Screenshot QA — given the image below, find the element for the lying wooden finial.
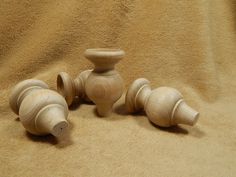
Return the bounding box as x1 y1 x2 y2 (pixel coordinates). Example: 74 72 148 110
84 48 125 117
125 78 199 127
9 79 69 136
57 70 92 106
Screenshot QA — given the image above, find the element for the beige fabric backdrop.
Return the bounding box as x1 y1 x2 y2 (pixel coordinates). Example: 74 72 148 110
0 0 236 176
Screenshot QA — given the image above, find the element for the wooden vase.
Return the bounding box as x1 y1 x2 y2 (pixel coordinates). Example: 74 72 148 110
125 78 199 127
84 48 125 117
9 79 69 136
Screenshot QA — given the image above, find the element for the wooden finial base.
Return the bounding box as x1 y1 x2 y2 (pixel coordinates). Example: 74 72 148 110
84 48 125 117
9 79 69 136
125 78 199 127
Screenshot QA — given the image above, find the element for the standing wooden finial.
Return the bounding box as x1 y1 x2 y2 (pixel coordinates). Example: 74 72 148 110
125 78 199 127
84 48 125 117
9 79 69 137
57 70 92 106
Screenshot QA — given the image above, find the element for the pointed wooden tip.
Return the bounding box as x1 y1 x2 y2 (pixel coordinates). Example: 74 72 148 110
96 104 112 117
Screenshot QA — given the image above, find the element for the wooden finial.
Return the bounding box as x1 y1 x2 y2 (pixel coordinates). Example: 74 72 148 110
9 79 69 136
84 48 125 117
125 78 199 127
57 70 92 106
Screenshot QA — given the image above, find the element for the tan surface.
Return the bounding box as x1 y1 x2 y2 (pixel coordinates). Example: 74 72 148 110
0 0 236 176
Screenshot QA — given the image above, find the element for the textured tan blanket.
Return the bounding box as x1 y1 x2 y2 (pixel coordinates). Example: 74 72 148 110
0 0 235 176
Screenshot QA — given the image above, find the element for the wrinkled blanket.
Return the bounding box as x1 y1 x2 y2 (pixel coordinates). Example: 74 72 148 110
0 0 235 177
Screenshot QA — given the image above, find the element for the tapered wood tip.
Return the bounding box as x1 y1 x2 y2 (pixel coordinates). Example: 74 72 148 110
51 121 69 137
174 101 199 126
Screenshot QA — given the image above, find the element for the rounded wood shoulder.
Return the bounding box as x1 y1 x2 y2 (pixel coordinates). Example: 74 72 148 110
145 87 183 127
9 79 48 115
86 71 124 103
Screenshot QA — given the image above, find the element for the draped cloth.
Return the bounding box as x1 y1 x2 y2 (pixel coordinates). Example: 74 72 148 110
0 0 235 176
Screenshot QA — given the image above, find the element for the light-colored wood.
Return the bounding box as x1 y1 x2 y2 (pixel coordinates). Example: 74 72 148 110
125 78 199 127
57 70 92 106
84 48 125 117
9 79 69 136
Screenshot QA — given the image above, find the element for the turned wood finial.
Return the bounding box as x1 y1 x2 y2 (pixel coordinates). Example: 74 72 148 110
57 70 92 106
125 78 199 127
84 48 125 117
9 79 69 136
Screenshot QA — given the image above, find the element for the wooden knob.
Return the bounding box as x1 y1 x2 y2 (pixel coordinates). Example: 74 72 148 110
57 70 92 106
9 79 69 136
125 78 199 127
84 48 125 117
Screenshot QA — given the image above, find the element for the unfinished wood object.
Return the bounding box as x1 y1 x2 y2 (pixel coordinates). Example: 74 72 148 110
57 70 92 106
125 78 199 127
9 79 69 136
84 48 125 117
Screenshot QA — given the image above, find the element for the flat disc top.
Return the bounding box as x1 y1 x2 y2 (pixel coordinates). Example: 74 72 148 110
84 48 125 60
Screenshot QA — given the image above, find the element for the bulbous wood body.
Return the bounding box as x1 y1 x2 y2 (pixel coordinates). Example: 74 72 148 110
125 78 199 127
57 70 92 106
84 48 125 117
9 79 69 136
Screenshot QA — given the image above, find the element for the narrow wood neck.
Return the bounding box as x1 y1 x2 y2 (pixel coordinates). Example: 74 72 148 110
93 65 115 73
74 77 83 97
136 85 152 110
